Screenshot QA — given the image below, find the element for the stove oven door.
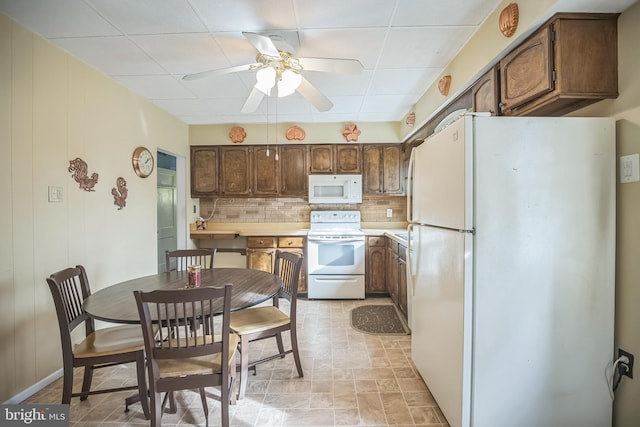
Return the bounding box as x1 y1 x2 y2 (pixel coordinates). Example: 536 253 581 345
307 235 365 275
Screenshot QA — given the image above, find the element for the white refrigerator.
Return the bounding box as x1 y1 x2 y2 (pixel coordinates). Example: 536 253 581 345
407 114 615 427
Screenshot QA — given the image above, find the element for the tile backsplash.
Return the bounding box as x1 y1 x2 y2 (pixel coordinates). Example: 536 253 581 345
198 196 406 223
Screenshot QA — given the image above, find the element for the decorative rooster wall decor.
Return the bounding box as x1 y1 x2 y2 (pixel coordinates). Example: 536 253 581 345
68 158 99 192
111 177 128 210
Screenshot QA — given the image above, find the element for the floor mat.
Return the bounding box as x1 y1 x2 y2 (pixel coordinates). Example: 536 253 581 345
350 305 409 335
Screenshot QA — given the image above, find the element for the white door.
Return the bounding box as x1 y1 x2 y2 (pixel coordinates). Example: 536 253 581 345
411 224 469 427
157 167 177 272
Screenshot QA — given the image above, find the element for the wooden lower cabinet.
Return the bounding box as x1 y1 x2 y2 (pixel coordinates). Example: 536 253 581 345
246 236 307 293
366 236 387 294
397 244 407 319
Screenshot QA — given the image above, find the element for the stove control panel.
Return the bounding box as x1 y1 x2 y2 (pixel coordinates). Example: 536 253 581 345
310 210 361 224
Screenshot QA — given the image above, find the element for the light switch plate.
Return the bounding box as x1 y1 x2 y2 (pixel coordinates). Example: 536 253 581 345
48 186 63 202
620 154 640 183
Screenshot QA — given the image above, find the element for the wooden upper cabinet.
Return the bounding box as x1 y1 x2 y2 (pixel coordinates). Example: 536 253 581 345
279 145 308 196
500 13 618 116
363 145 383 194
382 145 404 194
363 144 405 195
471 65 500 115
190 146 219 197
335 145 362 174
252 146 279 196
309 145 333 173
309 144 362 174
220 146 251 196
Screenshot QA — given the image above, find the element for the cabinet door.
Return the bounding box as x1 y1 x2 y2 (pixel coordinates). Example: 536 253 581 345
220 146 251 196
398 257 407 319
335 145 362 174
280 145 308 196
471 65 500 115
190 146 219 197
309 145 334 174
247 249 275 272
499 25 553 114
253 146 279 196
366 245 387 293
363 145 383 194
386 247 399 305
382 145 404 195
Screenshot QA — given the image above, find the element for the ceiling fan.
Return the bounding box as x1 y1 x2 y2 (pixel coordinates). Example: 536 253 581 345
182 32 364 113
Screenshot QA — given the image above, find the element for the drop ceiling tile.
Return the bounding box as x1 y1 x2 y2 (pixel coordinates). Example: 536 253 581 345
189 0 297 32
361 94 414 115
88 0 207 34
392 0 502 26
301 71 373 97
213 31 268 67
53 36 167 75
369 68 441 95
0 0 121 38
378 26 477 69
295 0 396 28
53 37 166 75
298 28 387 69
132 33 230 75
183 74 252 98
113 75 195 100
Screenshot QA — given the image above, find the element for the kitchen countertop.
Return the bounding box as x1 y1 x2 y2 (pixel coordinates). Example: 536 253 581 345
190 222 408 242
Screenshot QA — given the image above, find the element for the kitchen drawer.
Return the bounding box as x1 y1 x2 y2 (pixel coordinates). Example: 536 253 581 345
278 237 305 248
398 244 407 261
367 236 386 247
247 237 277 248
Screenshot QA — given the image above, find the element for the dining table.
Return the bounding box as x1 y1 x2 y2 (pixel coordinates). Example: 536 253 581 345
83 267 282 324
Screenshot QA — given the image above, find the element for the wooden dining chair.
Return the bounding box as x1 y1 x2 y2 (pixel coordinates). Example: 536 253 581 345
165 248 216 272
45 265 149 419
229 250 304 399
134 284 237 427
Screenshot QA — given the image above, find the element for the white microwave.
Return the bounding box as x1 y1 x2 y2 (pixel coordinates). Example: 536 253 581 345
308 174 362 204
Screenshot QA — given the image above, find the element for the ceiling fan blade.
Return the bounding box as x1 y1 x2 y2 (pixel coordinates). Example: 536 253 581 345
241 86 266 113
296 76 333 112
298 57 363 74
182 63 260 81
242 32 280 57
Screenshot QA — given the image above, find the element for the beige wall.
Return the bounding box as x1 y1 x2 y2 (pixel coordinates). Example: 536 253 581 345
569 3 640 425
0 15 189 402
190 121 401 146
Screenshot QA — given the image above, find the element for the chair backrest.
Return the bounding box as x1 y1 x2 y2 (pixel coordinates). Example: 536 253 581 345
165 248 217 272
134 284 233 367
46 265 94 356
273 250 304 311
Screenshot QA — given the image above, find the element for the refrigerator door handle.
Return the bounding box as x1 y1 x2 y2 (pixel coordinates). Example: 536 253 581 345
407 147 416 223
407 223 416 296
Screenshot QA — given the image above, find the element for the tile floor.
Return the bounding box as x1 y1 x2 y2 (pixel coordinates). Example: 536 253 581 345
23 298 450 426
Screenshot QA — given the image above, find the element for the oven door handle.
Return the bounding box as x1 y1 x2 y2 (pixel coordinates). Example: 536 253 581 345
308 237 363 243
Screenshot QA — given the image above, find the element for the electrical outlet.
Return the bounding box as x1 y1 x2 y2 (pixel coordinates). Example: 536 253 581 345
619 349 634 379
386 209 393 218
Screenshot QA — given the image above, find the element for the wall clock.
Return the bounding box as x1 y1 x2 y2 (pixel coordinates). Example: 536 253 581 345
132 146 154 178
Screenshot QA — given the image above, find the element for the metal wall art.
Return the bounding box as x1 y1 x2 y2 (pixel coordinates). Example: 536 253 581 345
111 177 128 210
342 124 361 142
438 75 452 96
405 112 416 127
499 3 519 38
285 126 306 141
68 158 99 192
229 126 247 143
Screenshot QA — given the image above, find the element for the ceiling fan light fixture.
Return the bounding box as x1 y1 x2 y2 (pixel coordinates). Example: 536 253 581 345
255 67 276 95
277 69 302 97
